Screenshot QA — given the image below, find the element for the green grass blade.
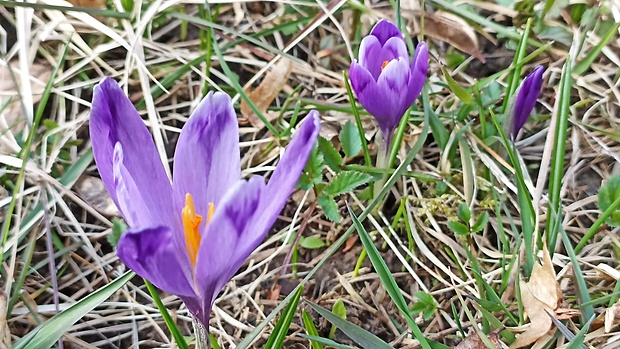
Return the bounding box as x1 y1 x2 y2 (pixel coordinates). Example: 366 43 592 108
347 205 432 349
144 280 189 349
305 300 392 349
343 71 372 167
573 22 620 75
545 56 572 253
12 271 134 349
264 286 304 349
501 18 532 114
301 309 324 349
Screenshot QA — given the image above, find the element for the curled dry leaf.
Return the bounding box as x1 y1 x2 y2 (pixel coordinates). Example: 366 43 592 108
405 10 485 62
240 58 292 129
455 329 504 349
75 176 120 217
510 245 561 348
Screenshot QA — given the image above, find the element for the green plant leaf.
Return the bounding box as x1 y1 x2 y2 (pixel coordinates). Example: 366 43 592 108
298 146 324 190
348 205 432 349
318 136 342 172
471 212 489 233
441 67 472 104
264 286 304 349
340 121 362 158
12 272 134 349
318 194 341 222
305 300 393 349
323 171 372 196
329 299 347 339
108 218 127 248
457 203 471 223
448 220 470 236
301 310 324 349
300 236 326 250
598 174 620 227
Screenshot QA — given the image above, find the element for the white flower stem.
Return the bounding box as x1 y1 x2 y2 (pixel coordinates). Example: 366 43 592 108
192 316 210 349
373 130 391 201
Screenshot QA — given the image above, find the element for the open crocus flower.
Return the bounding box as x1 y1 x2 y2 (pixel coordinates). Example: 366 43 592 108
509 65 544 139
349 19 428 144
90 78 320 326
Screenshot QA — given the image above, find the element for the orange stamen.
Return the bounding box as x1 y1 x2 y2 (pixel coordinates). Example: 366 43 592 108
182 194 203 267
381 61 390 71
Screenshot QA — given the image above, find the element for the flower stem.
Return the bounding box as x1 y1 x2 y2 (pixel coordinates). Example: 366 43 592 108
372 131 391 201
193 316 210 349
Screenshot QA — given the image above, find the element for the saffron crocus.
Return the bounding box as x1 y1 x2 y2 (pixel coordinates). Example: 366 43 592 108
509 65 544 139
349 19 428 145
90 78 320 326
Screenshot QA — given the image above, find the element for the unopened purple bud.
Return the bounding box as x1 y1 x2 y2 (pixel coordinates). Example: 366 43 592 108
511 66 544 138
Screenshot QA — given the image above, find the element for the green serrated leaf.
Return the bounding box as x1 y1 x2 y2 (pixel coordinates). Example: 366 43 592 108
448 220 470 236
471 212 489 233
318 136 342 172
457 203 471 223
264 286 304 349
300 236 326 250
298 146 324 190
318 194 341 222
324 171 372 196
340 121 362 158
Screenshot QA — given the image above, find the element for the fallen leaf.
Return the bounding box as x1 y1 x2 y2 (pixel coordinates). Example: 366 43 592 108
343 235 358 253
268 284 282 301
455 329 504 349
75 176 120 217
240 58 292 129
405 10 485 62
510 245 561 348
605 300 620 333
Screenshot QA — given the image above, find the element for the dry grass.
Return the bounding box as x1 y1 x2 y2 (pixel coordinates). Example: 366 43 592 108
1 0 620 348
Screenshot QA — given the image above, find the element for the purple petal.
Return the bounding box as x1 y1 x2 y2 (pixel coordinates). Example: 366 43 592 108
261 111 321 228
512 66 545 138
370 20 403 45
90 78 173 227
173 91 241 219
403 42 428 110
376 57 412 133
358 36 384 80
350 62 393 124
117 226 196 297
382 36 408 62
112 143 151 227
194 176 266 309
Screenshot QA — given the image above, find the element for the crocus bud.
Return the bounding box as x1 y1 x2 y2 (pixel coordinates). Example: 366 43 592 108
349 20 428 139
509 65 544 139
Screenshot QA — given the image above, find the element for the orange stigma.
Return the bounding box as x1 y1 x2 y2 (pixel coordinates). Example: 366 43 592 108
182 194 203 267
381 61 390 71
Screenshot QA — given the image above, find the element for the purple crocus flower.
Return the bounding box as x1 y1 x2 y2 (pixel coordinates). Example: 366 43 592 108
90 78 320 326
349 20 428 140
510 65 544 138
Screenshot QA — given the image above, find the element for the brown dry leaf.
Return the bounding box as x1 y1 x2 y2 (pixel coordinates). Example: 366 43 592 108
75 176 119 217
66 0 106 8
604 300 620 333
455 329 504 349
510 245 561 348
406 10 485 62
268 284 282 301
240 58 292 129
343 235 358 253
0 290 9 349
